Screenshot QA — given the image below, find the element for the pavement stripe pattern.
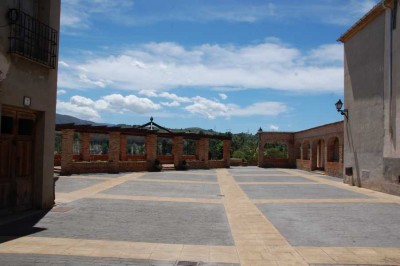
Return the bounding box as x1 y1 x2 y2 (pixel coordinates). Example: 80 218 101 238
0 168 400 265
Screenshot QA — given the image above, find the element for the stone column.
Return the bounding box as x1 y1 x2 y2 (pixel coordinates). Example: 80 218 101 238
223 140 231 167
81 132 90 161
173 136 184 168
146 134 157 161
60 129 74 175
120 134 127 161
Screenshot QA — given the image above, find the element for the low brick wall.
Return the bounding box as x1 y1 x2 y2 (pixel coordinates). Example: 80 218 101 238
158 155 174 164
209 160 227 168
126 154 146 161
186 160 208 169
325 162 343 178
261 158 292 168
119 161 148 172
296 159 311 171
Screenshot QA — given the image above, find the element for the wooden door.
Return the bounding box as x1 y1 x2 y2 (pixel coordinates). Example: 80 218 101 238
0 107 36 213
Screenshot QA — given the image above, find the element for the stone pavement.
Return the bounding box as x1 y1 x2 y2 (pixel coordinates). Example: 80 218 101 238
1 167 400 266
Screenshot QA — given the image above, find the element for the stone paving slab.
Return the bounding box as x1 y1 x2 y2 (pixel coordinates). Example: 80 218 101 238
228 170 287 175
0 199 234 246
140 173 217 182
257 203 400 247
233 175 315 183
103 181 222 199
241 184 371 199
55 178 106 193
0 254 240 266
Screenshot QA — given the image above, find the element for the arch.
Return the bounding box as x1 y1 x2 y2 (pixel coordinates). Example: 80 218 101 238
264 142 288 159
315 138 326 170
294 142 301 159
302 140 310 160
327 136 340 162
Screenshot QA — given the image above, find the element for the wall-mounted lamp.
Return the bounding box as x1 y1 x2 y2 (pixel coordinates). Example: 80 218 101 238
335 99 348 119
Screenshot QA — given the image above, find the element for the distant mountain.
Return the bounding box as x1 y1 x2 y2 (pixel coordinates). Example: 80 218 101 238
56 113 101 125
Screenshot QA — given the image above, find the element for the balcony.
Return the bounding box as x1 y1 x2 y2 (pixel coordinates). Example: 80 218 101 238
8 8 58 69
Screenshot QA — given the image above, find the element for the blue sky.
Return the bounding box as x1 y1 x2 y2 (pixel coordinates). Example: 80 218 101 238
56 0 379 133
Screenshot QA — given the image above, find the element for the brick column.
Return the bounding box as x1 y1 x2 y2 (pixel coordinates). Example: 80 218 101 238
120 135 127 161
109 132 120 162
109 132 120 173
197 138 209 168
173 136 184 168
81 132 90 161
61 129 74 175
146 134 157 161
223 140 231 167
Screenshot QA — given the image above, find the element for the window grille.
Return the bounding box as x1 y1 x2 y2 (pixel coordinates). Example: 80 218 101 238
8 8 58 69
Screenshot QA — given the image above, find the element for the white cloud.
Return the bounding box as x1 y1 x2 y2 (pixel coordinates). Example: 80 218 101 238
138 90 158 97
219 93 228 100
101 94 161 114
185 97 232 119
161 101 180 107
230 102 288 117
159 92 192 103
59 39 343 93
57 89 67 95
57 93 161 121
185 97 287 120
56 100 100 121
269 125 279 131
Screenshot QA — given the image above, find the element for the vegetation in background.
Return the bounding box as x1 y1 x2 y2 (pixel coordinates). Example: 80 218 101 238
264 142 288 159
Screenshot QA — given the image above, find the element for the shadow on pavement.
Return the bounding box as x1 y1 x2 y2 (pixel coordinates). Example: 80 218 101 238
0 209 50 243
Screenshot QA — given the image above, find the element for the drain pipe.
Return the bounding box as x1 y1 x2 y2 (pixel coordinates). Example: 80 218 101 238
382 0 394 137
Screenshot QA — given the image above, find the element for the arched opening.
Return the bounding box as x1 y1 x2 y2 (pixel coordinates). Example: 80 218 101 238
327 136 340 162
294 142 301 159
316 139 325 170
264 142 288 159
302 141 310 160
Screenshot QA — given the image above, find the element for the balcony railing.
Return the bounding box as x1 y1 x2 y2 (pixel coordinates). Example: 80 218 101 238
8 8 58 69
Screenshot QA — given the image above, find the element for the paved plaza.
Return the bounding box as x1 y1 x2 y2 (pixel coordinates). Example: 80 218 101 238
1 167 400 265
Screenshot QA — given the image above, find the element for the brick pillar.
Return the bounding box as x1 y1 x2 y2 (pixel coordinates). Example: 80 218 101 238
109 132 120 162
61 129 74 175
81 132 90 161
223 140 231 168
173 136 184 168
109 132 120 173
146 134 157 161
120 135 127 161
196 138 209 168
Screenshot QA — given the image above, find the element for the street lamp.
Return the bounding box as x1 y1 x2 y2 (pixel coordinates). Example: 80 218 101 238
335 99 348 119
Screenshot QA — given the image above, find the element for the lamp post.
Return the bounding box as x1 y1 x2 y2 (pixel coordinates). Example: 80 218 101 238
335 99 348 119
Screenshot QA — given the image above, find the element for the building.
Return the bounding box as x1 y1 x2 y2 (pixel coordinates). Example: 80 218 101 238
258 121 344 178
338 0 400 195
0 1 61 213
